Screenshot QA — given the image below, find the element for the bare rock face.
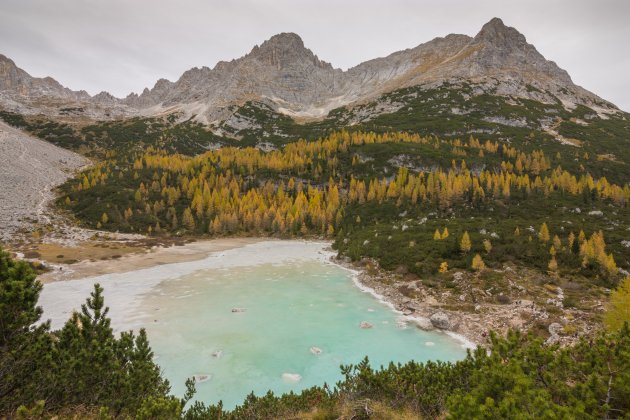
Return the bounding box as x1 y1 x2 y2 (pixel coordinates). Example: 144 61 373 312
0 54 87 100
0 54 135 119
0 18 618 123
124 32 344 121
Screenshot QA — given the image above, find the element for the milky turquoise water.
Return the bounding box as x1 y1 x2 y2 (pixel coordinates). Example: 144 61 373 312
134 259 467 409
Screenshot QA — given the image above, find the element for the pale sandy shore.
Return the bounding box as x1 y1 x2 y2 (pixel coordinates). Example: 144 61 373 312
39 237 264 283
38 239 336 331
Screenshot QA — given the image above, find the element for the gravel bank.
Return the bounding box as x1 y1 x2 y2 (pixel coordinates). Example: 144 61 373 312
0 121 89 243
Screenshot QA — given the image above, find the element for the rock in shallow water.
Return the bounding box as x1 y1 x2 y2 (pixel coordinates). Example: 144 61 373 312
360 321 374 329
194 374 211 383
282 373 302 383
410 317 434 331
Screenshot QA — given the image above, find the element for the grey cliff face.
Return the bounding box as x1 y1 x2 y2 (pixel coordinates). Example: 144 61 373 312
0 54 135 119
0 54 88 100
0 18 618 123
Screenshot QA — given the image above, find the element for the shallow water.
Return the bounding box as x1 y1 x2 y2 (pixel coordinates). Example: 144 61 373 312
135 259 467 408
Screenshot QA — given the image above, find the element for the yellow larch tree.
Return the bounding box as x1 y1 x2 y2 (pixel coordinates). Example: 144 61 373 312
538 222 550 242
471 254 485 271
604 277 630 331
460 231 472 253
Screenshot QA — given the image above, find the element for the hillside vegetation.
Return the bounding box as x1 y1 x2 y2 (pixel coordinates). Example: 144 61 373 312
3 84 630 183
56 130 629 279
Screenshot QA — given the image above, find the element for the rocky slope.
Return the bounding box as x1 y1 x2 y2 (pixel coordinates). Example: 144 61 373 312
0 18 618 125
0 120 90 242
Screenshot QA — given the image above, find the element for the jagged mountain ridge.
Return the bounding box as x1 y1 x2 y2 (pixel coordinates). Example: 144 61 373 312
0 18 618 123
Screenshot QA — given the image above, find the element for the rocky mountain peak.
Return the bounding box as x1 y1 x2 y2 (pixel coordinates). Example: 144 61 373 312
0 54 14 65
260 32 305 50
248 32 332 70
474 17 528 48
0 19 617 122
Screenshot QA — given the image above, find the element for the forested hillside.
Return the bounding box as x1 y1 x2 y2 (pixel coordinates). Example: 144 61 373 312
56 130 629 277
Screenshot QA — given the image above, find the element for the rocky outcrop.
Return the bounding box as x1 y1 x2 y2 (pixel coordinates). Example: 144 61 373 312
0 54 88 100
545 322 564 344
0 54 136 119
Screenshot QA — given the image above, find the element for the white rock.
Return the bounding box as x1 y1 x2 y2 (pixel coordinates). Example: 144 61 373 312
193 374 211 383
282 373 302 383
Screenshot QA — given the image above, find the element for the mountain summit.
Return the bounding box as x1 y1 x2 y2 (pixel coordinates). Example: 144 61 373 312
0 18 617 121
249 32 332 70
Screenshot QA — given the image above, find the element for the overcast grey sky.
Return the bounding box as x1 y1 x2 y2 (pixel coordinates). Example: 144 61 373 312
1 0 628 110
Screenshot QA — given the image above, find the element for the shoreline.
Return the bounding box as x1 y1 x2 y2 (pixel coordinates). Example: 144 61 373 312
327 256 478 349
38 237 266 283
38 236 481 347
38 239 336 331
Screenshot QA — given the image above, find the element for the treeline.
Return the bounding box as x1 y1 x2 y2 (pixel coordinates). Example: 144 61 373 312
2 248 629 418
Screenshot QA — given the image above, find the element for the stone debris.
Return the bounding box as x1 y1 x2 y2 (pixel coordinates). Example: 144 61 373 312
0 121 89 243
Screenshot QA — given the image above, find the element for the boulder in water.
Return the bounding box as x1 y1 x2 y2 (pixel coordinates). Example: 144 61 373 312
310 346 322 355
360 321 374 329
430 312 451 330
411 317 434 331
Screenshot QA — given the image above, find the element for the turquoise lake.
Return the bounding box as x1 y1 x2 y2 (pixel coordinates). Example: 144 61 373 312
133 258 467 408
